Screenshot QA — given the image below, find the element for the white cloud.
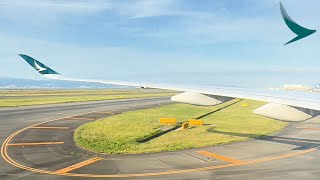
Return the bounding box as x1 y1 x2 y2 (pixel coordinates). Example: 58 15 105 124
0 0 179 20
1 0 320 57
116 0 179 18
0 0 111 28
122 0 320 45
0 0 111 13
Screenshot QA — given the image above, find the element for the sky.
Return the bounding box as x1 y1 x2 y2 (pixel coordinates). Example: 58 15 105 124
0 0 320 88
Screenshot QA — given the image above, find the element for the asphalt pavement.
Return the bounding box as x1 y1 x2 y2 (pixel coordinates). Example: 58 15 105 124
0 97 319 180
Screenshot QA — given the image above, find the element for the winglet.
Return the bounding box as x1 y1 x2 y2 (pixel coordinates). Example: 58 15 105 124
280 2 316 45
18 54 60 75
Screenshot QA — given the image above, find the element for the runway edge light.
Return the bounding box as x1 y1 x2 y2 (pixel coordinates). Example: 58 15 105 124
242 103 249 107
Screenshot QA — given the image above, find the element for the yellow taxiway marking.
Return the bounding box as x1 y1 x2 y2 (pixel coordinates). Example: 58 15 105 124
56 157 104 174
95 111 114 115
68 117 95 120
29 126 69 130
7 142 64 146
197 151 245 164
246 148 317 164
273 137 320 144
296 127 320 130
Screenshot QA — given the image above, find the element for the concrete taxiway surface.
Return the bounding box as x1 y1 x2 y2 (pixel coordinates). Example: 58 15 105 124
0 97 320 180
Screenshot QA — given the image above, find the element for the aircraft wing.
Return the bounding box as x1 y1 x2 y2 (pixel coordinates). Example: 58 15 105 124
19 54 320 111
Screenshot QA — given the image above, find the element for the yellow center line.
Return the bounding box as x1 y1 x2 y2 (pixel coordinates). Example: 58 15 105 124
296 127 320 130
197 151 245 165
246 148 318 164
7 142 64 146
68 117 95 120
94 111 114 115
273 137 320 144
29 126 69 130
55 157 104 174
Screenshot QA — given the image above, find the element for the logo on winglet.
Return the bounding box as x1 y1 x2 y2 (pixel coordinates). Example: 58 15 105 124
34 60 47 72
280 2 316 45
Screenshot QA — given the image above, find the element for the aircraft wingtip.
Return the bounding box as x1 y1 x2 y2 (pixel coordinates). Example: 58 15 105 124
18 54 61 75
18 54 29 59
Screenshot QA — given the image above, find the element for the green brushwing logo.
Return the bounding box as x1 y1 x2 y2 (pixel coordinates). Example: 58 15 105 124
280 2 316 45
19 54 60 75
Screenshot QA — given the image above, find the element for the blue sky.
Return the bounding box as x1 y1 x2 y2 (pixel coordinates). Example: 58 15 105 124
0 0 320 88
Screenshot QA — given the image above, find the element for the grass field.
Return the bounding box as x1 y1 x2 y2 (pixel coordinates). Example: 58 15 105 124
74 99 288 154
0 89 176 107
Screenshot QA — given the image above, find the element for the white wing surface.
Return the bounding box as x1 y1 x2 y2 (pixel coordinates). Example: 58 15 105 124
19 54 320 111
